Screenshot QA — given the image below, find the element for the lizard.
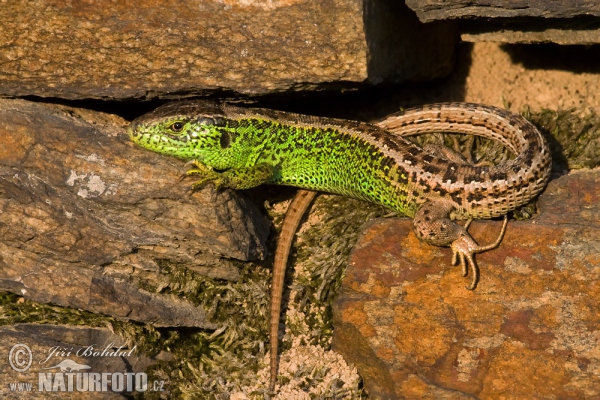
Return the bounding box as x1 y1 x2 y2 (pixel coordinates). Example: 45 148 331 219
128 100 552 391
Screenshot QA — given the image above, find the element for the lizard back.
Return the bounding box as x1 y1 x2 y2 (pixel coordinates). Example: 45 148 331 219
130 101 552 219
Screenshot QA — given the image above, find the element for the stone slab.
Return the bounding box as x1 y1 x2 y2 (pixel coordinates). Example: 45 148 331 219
406 0 600 22
0 0 457 100
332 169 600 399
0 99 270 327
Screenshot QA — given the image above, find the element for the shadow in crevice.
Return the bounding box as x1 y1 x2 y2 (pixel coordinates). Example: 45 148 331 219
545 130 569 176
362 0 459 84
501 43 600 74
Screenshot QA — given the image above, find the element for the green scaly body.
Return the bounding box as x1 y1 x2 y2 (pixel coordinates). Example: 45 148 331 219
128 99 552 261
129 102 423 217
129 101 550 223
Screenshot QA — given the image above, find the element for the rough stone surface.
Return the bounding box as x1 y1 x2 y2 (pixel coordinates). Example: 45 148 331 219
332 169 600 399
406 0 600 22
460 20 600 45
0 99 269 327
0 323 158 398
406 0 600 44
0 0 456 100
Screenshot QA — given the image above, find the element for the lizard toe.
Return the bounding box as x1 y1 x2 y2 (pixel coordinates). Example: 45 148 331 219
451 234 480 289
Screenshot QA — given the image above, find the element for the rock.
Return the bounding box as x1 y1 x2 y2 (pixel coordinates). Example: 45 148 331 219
406 1 600 44
460 20 600 45
406 0 600 22
0 0 457 99
332 169 600 399
0 323 159 398
0 99 269 327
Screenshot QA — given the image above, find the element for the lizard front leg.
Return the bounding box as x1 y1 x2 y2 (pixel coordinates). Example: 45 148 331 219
413 200 508 290
183 160 276 190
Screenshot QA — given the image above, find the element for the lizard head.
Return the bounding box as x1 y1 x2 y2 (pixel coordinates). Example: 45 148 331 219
128 100 230 162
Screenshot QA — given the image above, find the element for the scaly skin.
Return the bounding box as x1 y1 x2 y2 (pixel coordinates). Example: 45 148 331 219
128 101 552 391
270 189 316 391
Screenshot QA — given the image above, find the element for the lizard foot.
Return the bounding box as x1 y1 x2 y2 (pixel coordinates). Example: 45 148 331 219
181 159 213 179
179 159 229 193
181 161 276 192
450 215 508 290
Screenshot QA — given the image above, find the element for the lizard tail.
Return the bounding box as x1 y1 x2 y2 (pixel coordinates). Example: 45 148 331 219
269 189 317 392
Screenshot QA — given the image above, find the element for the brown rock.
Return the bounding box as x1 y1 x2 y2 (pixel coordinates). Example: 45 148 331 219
332 169 600 399
0 99 269 327
0 0 457 99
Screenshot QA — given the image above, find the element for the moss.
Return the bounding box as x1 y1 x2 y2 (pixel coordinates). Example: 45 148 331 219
0 263 272 399
0 291 111 327
138 192 382 398
406 130 513 167
0 291 167 358
524 107 600 171
287 195 388 352
134 260 272 399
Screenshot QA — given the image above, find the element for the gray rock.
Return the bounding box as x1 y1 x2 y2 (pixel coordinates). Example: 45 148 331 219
406 0 600 22
0 99 269 327
406 0 600 44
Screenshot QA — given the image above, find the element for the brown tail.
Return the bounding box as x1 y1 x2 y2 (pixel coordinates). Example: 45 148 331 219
269 189 317 391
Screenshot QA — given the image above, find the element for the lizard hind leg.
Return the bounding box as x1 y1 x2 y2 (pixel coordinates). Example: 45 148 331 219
412 201 508 290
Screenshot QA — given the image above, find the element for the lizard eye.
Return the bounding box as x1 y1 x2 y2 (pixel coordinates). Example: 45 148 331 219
170 122 184 132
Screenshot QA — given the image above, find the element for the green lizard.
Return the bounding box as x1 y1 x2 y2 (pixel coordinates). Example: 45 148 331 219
128 100 552 391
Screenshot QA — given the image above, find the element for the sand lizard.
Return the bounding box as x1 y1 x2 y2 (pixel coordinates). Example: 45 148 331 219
128 101 551 391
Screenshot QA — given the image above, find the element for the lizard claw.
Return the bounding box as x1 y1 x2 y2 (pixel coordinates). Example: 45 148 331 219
181 159 213 179
179 159 222 193
183 159 210 170
450 235 480 290
450 215 508 290
179 170 190 182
